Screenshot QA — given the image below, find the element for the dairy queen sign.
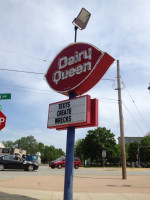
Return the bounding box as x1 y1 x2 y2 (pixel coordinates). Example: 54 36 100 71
45 42 115 96
45 42 114 129
45 42 115 200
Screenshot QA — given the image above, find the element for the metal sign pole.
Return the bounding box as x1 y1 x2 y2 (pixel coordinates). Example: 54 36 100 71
64 93 76 200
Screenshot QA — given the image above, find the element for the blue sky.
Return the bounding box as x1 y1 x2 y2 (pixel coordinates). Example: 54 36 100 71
0 0 149 151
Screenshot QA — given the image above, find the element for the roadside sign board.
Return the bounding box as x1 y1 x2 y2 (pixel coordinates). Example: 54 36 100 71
0 111 6 130
45 42 115 96
47 95 91 129
56 98 98 130
0 93 11 100
102 150 106 158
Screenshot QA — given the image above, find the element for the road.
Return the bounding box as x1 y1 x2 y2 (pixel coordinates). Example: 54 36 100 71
1 165 150 180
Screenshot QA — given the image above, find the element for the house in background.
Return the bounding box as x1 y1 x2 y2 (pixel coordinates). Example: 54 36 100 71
0 142 26 157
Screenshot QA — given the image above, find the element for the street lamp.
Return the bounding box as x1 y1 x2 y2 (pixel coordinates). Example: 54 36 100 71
72 8 91 42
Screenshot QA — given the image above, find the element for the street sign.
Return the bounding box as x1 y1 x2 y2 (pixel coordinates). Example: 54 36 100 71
0 111 6 130
102 150 106 158
0 105 2 111
0 93 11 100
45 42 115 96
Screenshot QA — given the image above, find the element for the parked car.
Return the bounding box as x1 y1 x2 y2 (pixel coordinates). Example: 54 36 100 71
0 155 39 171
49 156 81 169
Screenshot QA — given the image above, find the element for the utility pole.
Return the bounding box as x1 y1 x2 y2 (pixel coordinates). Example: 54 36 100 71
117 60 127 179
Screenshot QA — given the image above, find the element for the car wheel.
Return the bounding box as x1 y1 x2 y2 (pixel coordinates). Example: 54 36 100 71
58 164 62 169
28 165 34 171
75 164 79 169
0 164 4 171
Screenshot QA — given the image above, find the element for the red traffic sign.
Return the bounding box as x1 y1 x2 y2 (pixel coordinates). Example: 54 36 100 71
45 42 115 96
0 111 6 130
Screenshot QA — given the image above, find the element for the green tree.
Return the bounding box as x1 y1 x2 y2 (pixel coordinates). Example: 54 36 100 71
14 135 38 155
37 142 45 162
127 141 139 162
2 136 65 163
140 136 150 162
82 127 118 164
2 140 14 148
41 145 65 163
74 139 84 162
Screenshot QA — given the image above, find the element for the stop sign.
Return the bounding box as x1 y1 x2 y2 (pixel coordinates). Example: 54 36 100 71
0 111 6 130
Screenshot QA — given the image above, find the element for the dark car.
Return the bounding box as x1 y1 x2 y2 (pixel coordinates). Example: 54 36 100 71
0 155 39 171
49 156 81 169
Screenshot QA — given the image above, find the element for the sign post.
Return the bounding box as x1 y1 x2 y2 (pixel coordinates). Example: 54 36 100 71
64 92 76 200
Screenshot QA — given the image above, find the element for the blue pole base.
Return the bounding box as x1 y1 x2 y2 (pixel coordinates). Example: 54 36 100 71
64 127 75 200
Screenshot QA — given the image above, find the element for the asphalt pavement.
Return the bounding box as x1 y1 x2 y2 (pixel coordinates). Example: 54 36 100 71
0 167 150 200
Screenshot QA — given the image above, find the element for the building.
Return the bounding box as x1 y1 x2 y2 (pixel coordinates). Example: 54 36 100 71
118 137 143 145
0 147 26 157
0 142 5 148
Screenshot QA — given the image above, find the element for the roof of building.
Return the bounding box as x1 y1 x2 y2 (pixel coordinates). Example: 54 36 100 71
0 142 5 148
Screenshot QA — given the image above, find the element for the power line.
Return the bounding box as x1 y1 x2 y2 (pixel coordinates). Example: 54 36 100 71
122 101 145 134
0 68 117 82
121 79 149 133
0 48 48 62
0 67 44 75
0 83 120 101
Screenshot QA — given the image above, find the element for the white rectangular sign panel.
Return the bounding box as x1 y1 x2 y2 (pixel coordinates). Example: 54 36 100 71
47 95 90 129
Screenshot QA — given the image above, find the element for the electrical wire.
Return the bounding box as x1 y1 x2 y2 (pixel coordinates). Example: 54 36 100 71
0 67 44 75
121 78 149 133
0 48 48 62
122 101 145 134
0 63 148 134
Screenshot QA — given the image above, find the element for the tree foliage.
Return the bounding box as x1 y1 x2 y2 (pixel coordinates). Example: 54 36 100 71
74 139 84 162
2 135 65 163
14 135 38 155
127 141 138 162
2 140 14 148
140 135 150 162
75 127 120 165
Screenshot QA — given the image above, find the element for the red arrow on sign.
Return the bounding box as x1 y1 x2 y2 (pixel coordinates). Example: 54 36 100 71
0 111 6 131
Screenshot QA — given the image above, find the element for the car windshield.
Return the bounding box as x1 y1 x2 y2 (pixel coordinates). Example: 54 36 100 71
56 156 65 161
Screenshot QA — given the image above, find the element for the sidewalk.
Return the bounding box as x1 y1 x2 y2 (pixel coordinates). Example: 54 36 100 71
0 187 150 200
0 168 150 200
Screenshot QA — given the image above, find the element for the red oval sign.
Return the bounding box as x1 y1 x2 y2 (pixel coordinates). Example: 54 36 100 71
45 42 115 96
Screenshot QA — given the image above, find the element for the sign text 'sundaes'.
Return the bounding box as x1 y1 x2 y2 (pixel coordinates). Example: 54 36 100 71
53 48 92 84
